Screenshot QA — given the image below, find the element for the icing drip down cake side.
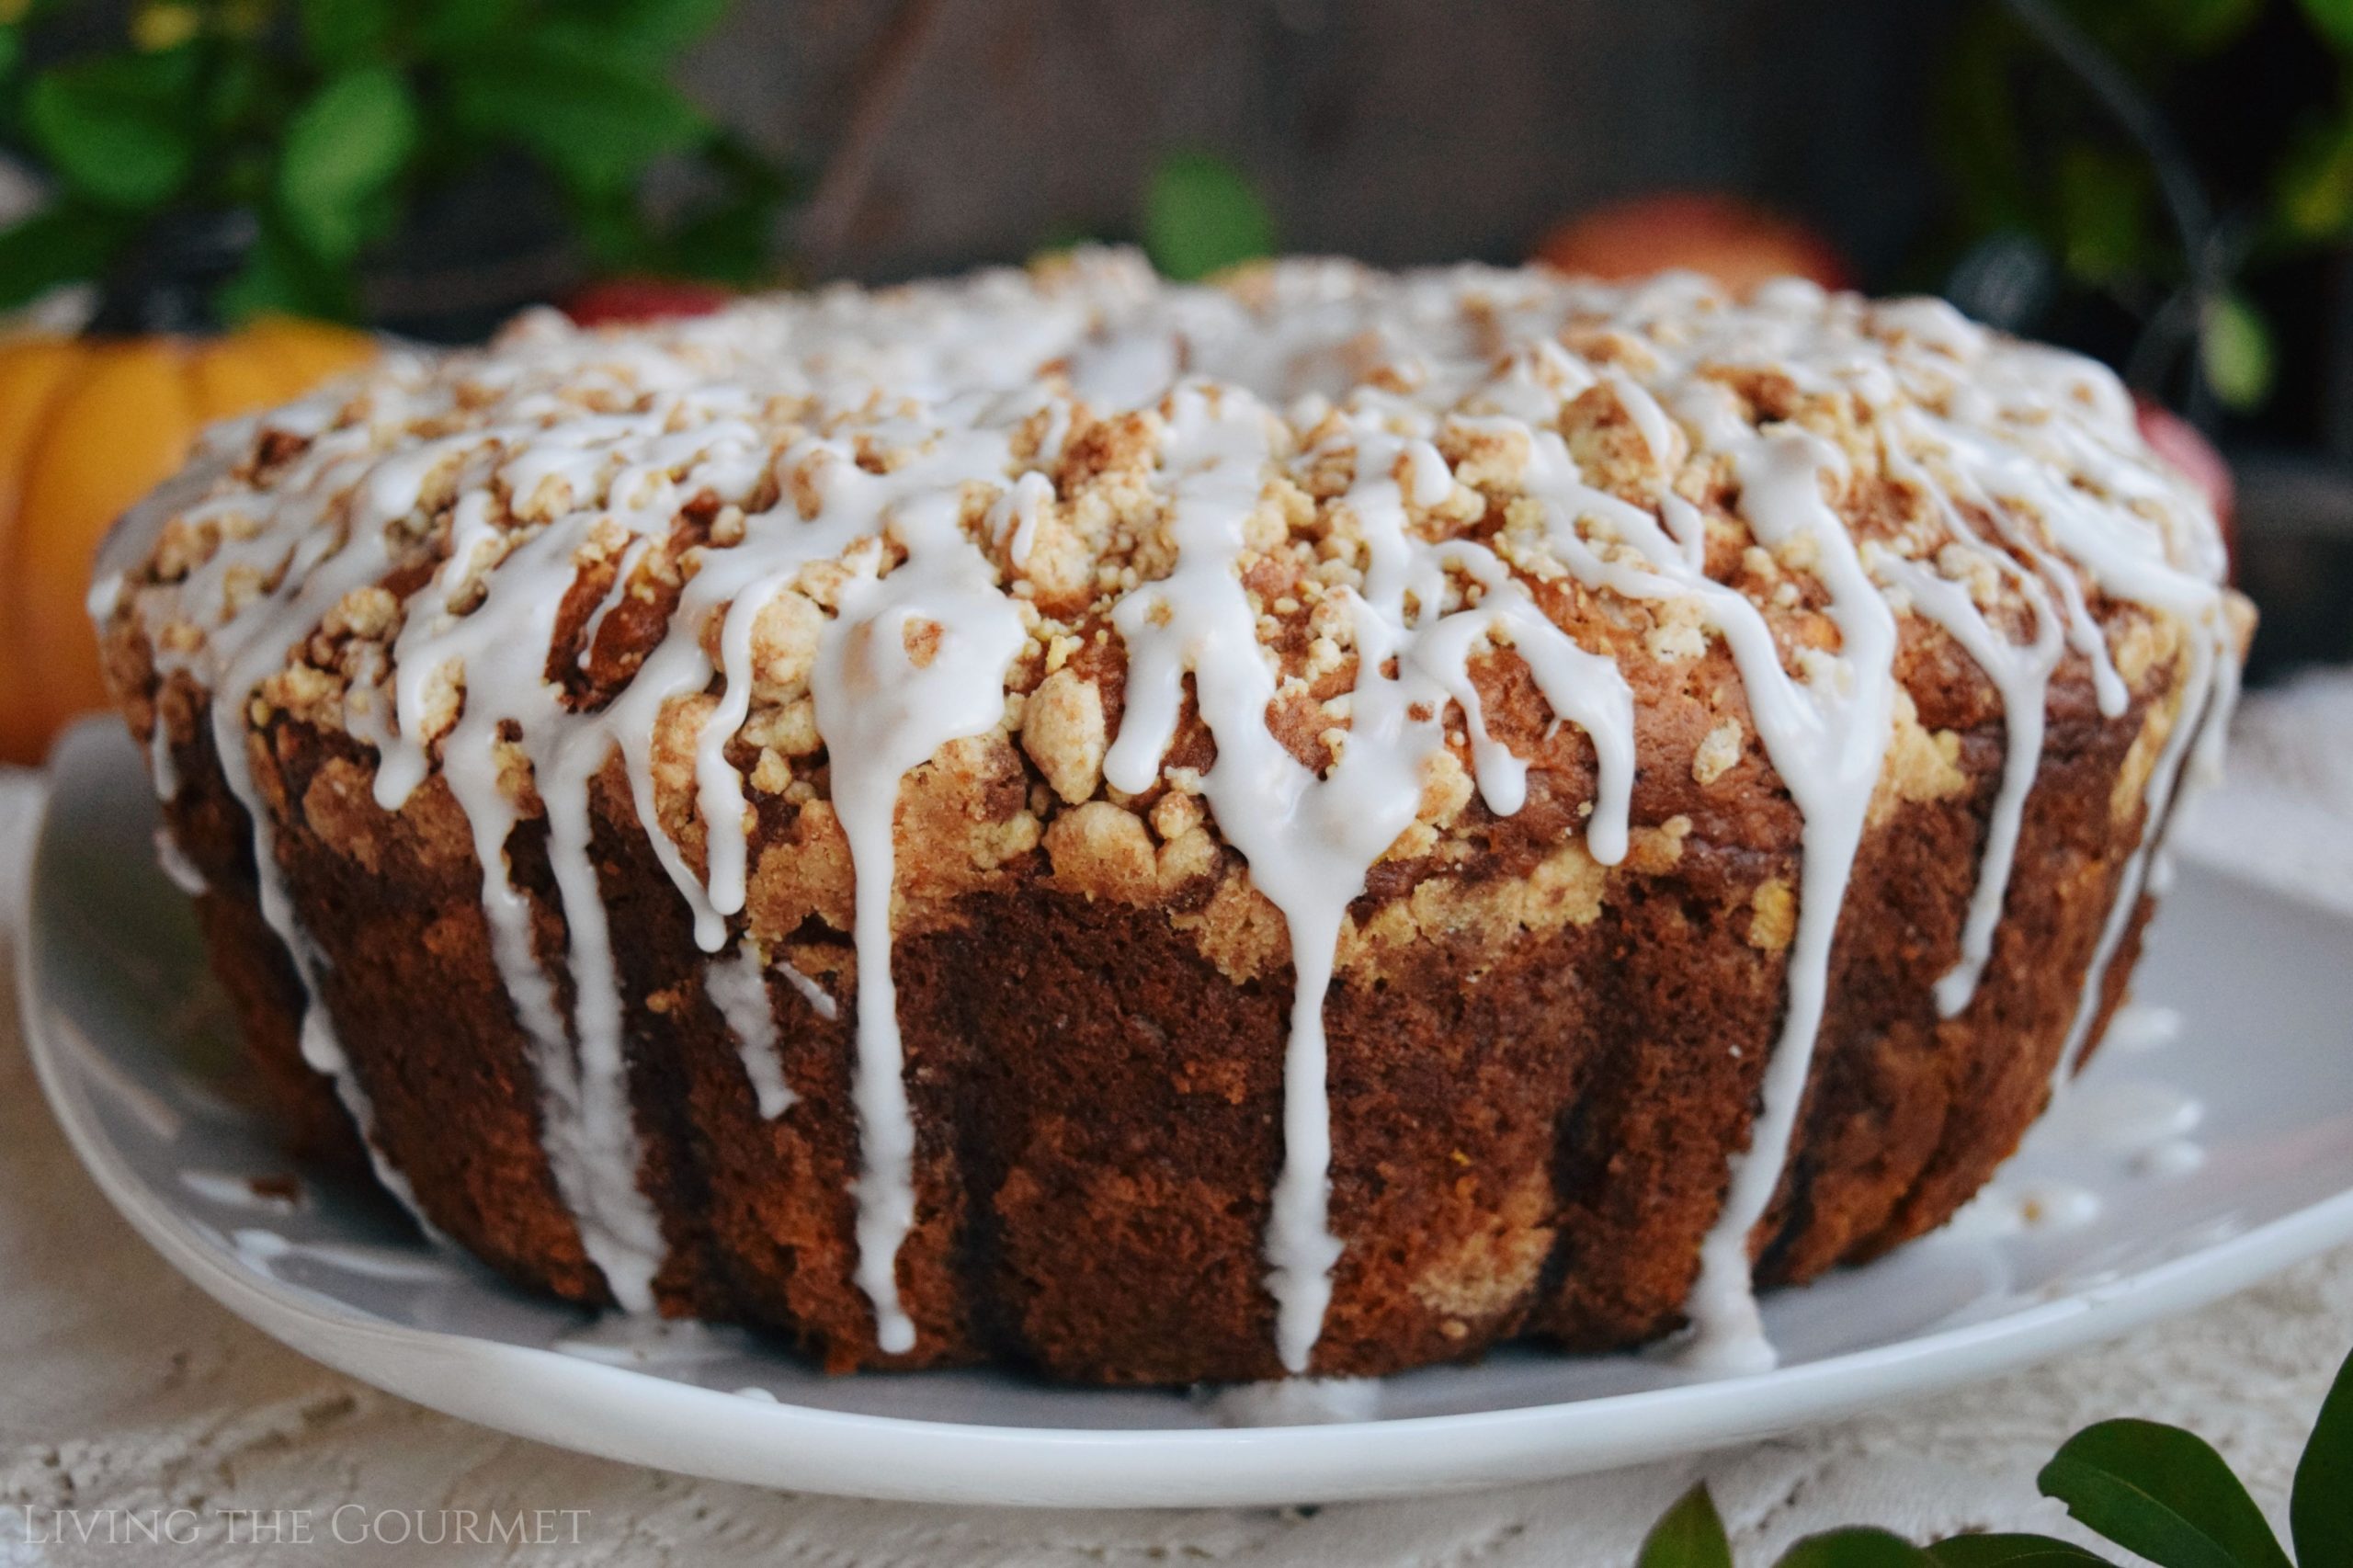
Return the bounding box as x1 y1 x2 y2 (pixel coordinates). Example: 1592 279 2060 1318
90 250 2249 1384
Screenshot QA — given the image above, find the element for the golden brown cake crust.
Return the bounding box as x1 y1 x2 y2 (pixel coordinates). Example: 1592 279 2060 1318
94 251 2245 1383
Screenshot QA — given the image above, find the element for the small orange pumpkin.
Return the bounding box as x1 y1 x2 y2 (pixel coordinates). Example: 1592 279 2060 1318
0 315 374 764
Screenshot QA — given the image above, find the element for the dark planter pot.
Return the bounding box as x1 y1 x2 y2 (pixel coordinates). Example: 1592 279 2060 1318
2232 448 2353 682
358 158 584 345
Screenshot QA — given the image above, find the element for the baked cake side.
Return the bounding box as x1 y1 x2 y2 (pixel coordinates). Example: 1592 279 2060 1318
92 251 2246 1383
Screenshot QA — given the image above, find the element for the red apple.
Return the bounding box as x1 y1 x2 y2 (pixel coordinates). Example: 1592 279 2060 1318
1534 192 1853 296
2134 397 2236 562
563 277 733 327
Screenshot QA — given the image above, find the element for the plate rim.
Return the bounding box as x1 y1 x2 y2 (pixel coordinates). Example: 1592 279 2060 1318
24 719 2353 1508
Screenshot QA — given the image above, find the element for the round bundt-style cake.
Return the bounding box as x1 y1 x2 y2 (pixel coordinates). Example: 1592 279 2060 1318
91 249 2246 1386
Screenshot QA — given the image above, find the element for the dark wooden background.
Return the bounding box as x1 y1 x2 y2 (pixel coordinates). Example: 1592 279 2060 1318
678 0 1961 285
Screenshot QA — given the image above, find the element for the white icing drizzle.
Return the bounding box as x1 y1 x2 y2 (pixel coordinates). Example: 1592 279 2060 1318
2136 1138 2206 1177
2104 1002 2184 1055
574 535 652 669
1504 408 1904 1376
373 473 684 1310
153 825 208 895
778 960 838 1020
1867 451 2063 1015
2060 1075 2202 1154
1692 430 1898 1375
230 1226 460 1282
703 937 840 1127
137 411 448 1245
989 469 1056 569
1874 545 2056 1017
92 250 2238 1380
178 1166 301 1212
1103 392 1633 1370
810 484 1030 1354
1199 1375 1381 1426
551 1314 733 1367
144 700 180 800
2040 543 2240 1097
1947 1178 2103 1239
706 946 796 1122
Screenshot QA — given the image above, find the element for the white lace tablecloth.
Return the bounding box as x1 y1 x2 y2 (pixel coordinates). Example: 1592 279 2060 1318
6 673 2351 1566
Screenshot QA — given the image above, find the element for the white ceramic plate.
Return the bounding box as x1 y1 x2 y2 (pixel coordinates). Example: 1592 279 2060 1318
23 719 2353 1507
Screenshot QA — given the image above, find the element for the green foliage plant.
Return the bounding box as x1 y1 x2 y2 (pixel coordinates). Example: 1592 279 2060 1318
1636 1343 2353 1568
0 0 790 322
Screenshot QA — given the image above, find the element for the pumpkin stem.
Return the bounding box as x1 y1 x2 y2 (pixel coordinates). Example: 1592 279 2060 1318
86 210 261 338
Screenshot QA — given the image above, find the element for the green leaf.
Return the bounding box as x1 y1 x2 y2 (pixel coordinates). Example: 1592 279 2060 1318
1640 1485 1734 1568
1930 8 2037 233
2278 112 2353 243
645 131 790 282
214 221 356 324
2201 295 2275 413
2145 0 2260 52
415 0 517 57
1142 151 1274 281
2098 0 2260 56
277 67 418 262
658 188 780 283
201 48 267 136
2052 142 2152 287
448 34 709 195
1776 1528 1937 1568
128 3 202 53
567 180 655 269
299 0 398 72
578 0 732 54
2292 1346 2353 1568
0 204 127 309
24 51 198 209
2039 1419 2291 1568
2300 0 2353 51
1929 1534 2114 1567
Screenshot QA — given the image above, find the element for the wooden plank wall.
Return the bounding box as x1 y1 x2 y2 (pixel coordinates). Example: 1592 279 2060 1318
681 0 1961 284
